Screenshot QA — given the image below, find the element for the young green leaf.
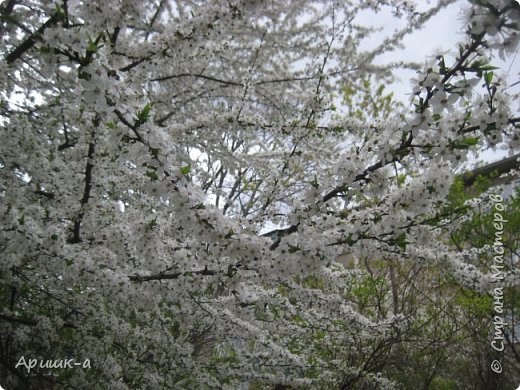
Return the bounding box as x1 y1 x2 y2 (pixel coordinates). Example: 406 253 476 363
485 71 493 85
137 103 152 123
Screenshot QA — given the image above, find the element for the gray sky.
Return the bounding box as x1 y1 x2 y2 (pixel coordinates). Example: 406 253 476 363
356 0 519 165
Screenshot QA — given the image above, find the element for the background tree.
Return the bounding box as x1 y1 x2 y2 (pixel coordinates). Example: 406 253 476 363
0 0 519 388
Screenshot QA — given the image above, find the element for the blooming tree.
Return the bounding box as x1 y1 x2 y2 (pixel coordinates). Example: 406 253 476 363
0 0 519 388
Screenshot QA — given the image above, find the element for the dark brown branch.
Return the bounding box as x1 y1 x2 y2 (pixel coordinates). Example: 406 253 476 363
254 75 318 85
0 313 37 326
129 267 217 282
61 0 69 27
459 117 520 134
322 158 390 203
113 108 145 142
114 109 137 130
0 0 17 15
461 152 520 187
0 313 78 330
151 73 244 86
5 12 60 64
34 190 55 199
0 3 32 36
68 128 96 244
119 54 154 72
110 26 121 46
261 224 300 250
145 0 165 41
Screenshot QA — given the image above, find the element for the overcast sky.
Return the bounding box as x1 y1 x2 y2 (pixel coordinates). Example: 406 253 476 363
356 0 519 165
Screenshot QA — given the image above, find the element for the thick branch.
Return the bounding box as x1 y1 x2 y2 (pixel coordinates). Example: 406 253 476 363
0 0 17 15
461 152 520 187
68 130 96 244
129 267 217 282
0 313 76 328
0 313 37 326
5 12 60 64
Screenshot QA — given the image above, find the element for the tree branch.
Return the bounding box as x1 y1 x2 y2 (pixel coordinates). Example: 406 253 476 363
5 12 60 64
461 152 520 187
151 73 244 87
68 124 97 244
129 267 217 282
0 0 17 16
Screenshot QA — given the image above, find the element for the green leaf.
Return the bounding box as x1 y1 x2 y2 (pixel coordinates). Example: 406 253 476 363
452 137 479 150
439 56 446 74
87 40 98 54
489 169 500 178
146 217 157 231
137 103 152 123
288 244 300 253
479 65 499 71
55 4 66 21
77 68 91 80
485 71 493 85
145 170 159 181
180 164 191 175
226 264 236 277
395 232 407 250
292 314 306 325
242 177 250 191
462 137 479 146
